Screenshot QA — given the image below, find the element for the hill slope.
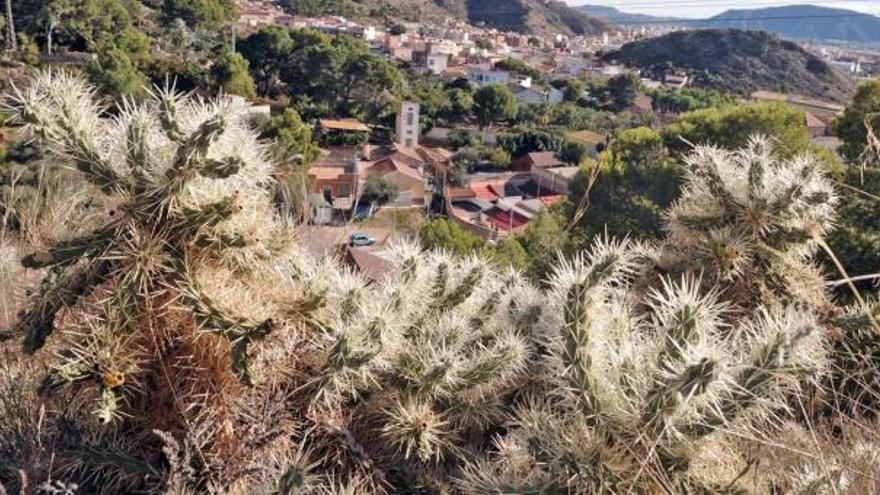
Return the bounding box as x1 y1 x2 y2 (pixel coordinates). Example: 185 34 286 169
335 0 612 36
604 29 855 102
696 5 880 44
575 4 683 24
465 0 611 36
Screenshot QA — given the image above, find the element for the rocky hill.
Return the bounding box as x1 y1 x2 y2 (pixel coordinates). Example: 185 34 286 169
307 0 613 36
604 29 856 102
696 5 880 44
575 4 683 25
462 0 611 36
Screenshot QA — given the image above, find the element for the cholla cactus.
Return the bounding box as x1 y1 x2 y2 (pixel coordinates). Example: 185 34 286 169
663 136 837 309
457 238 828 493
3 72 311 490
0 73 844 493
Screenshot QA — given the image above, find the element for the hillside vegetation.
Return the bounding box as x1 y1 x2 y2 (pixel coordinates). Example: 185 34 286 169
605 29 856 102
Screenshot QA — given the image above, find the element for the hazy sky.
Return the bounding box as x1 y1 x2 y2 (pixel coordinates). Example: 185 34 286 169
568 0 880 19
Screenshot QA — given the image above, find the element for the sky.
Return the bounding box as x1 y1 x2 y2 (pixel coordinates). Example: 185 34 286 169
568 0 880 19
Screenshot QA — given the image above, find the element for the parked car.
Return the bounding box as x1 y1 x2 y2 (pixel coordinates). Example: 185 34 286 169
349 232 376 247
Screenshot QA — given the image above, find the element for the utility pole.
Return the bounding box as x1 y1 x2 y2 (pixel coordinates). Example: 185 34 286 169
5 0 16 53
230 23 236 54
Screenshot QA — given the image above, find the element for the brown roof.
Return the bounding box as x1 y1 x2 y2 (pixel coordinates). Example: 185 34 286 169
308 166 346 181
366 157 424 181
446 187 476 200
319 119 371 132
525 151 564 169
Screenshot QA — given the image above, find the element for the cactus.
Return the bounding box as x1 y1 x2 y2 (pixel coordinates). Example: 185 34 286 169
0 73 853 493
663 136 837 310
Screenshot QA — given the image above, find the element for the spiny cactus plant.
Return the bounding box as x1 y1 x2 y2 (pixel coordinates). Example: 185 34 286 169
455 239 828 493
0 72 850 493
663 136 837 310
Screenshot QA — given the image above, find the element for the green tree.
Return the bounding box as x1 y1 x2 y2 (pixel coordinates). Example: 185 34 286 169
832 79 880 163
475 38 492 50
213 51 256 99
606 73 640 112
473 84 517 130
419 218 484 257
518 208 567 283
481 237 528 271
825 165 880 298
560 141 587 165
650 87 737 114
257 108 320 163
444 87 473 123
568 127 678 243
497 128 565 157
662 101 809 155
162 0 237 30
495 58 541 80
360 176 399 206
88 47 147 100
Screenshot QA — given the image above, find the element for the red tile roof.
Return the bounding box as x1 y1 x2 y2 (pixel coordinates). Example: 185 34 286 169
539 195 565 207
471 182 501 201
487 209 528 231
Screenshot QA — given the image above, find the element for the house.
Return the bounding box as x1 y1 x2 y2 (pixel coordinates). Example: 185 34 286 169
425 53 449 75
467 66 511 87
511 85 564 105
532 166 580 195
567 130 606 156
317 119 371 149
663 72 689 89
511 152 564 172
361 156 426 206
308 163 359 209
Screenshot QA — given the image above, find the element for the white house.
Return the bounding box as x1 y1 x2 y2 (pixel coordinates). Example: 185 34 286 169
467 66 511 87
425 53 449 75
512 86 565 105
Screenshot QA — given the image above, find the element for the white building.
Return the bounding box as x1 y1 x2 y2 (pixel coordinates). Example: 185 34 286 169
425 53 449 75
467 66 512 87
512 86 565 105
396 102 420 148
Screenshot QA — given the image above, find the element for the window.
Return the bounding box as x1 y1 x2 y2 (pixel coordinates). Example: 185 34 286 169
405 138 414 147
406 112 414 126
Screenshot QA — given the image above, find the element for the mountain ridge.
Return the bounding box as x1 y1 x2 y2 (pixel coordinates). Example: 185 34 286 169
604 28 856 102
696 5 880 44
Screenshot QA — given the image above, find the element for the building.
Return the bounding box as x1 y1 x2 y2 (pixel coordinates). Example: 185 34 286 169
567 130 606 156
532 166 580 195
663 72 689 90
417 52 449 75
511 151 565 172
362 156 427 206
396 102 420 149
511 85 565 105
467 66 511 87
